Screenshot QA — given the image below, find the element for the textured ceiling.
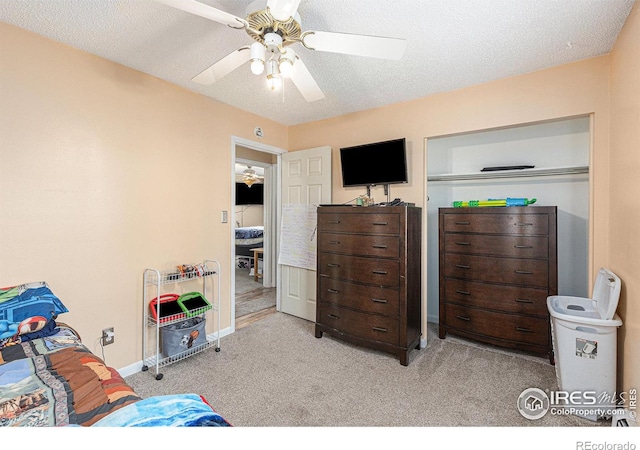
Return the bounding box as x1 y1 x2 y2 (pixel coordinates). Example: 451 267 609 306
0 0 634 126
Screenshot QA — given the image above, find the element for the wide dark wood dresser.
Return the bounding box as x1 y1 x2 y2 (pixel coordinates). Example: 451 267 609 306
438 206 557 363
315 205 422 366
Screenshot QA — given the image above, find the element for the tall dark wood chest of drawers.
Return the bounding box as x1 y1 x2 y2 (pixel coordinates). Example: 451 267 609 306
438 206 557 363
315 205 422 366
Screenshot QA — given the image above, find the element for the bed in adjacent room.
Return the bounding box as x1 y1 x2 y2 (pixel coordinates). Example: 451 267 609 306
235 225 264 258
0 281 230 427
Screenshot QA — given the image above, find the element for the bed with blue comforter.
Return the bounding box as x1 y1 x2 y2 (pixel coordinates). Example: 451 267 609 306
0 281 230 427
235 226 264 258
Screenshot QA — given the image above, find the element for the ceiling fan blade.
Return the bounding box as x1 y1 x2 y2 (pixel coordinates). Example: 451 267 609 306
302 31 407 60
154 0 245 28
267 0 301 21
192 47 251 85
290 56 325 103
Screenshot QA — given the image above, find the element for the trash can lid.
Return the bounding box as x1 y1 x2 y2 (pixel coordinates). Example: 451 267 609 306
593 268 621 320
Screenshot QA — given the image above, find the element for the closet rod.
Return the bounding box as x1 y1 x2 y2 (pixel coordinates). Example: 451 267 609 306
427 166 589 182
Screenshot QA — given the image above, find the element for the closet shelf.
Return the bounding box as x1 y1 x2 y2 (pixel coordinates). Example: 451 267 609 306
427 165 589 182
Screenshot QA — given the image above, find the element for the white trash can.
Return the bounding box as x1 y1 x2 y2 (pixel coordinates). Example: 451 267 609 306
547 268 623 421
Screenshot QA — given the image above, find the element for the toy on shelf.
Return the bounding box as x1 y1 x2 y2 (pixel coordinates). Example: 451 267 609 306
452 198 537 208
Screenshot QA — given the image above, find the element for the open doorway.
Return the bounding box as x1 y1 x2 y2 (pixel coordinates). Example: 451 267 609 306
231 137 285 330
234 160 275 319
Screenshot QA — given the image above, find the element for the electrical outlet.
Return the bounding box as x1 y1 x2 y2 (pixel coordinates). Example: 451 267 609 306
102 327 114 346
221 210 228 223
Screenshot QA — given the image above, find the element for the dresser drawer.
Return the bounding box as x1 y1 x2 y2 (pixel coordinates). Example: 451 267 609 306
445 303 549 346
318 303 399 345
444 234 548 258
319 253 399 287
319 233 400 258
443 278 549 317
318 278 399 317
442 213 549 235
444 254 548 287
318 212 400 235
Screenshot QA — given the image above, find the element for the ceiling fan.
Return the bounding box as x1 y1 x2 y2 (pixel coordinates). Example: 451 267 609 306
155 0 408 102
239 165 264 186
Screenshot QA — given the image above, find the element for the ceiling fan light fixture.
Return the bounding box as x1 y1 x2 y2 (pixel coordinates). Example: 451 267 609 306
250 42 266 75
279 48 295 78
264 31 283 53
266 59 282 91
242 166 258 186
266 72 282 91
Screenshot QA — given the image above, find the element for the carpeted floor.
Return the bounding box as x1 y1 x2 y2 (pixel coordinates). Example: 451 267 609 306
126 311 606 428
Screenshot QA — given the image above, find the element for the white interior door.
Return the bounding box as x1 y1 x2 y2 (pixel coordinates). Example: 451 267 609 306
279 146 331 321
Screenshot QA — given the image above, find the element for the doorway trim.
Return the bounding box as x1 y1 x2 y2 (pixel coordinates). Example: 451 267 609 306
230 136 286 333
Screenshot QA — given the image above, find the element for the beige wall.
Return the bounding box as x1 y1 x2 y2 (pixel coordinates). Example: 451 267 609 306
236 145 278 164
290 30 637 391
0 23 288 369
610 2 640 393
235 205 264 228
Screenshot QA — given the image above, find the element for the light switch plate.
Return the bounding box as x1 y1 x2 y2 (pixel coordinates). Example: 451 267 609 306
221 211 228 223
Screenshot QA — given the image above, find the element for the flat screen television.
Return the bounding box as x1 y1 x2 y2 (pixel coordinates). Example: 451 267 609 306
236 182 264 205
340 138 408 187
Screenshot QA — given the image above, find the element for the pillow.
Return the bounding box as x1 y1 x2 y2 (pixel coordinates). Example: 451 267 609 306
0 281 68 340
18 318 59 342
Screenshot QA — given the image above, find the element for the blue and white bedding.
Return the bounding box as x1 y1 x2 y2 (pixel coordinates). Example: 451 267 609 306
236 226 264 258
235 226 264 240
92 393 230 427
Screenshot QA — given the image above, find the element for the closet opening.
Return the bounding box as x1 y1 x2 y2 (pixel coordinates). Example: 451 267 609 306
425 115 591 326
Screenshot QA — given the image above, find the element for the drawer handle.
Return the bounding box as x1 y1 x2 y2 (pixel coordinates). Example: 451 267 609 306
372 270 388 275
372 326 388 333
515 298 533 304
328 220 341 224
455 264 470 269
371 298 388 304
372 222 388 226
327 314 340 320
456 315 471 322
455 242 470 246
455 221 470 225
515 222 534 227
327 289 340 294
328 240 340 245
456 289 471 296
328 263 341 268
515 270 533 275
514 245 533 249
372 245 388 249
516 327 533 333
